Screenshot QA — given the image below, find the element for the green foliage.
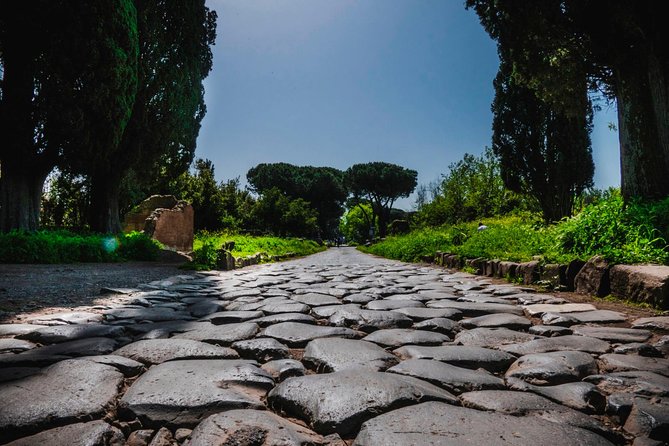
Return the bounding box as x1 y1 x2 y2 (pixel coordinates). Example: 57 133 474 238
415 148 533 226
339 203 377 244
554 191 669 264
189 232 326 270
365 191 669 266
117 231 161 261
247 188 319 238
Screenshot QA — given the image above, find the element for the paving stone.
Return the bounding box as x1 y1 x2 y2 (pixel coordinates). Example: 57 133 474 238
529 325 573 337
342 293 375 304
267 370 457 435
613 343 663 357
413 317 460 335
459 313 532 330
505 351 599 385
262 322 357 347
353 402 614 446
260 302 311 314
232 337 289 361
0 337 118 367
292 293 342 306
296 287 348 298
261 359 306 381
329 308 413 332
0 359 123 442
584 371 669 397
312 304 361 318
387 359 505 394
459 390 616 441
103 307 192 322
188 300 227 317
188 410 326 445
506 377 606 413
515 294 568 305
501 335 611 355
200 310 265 324
113 339 239 365
5 420 125 446
362 328 449 348
457 294 515 305
391 307 461 321
560 310 627 324
0 367 41 383
523 303 597 316
598 354 669 376
427 300 524 316
0 338 37 354
0 324 48 337
631 316 669 331
365 299 424 311
251 312 316 327
16 323 126 344
120 359 272 428
454 327 537 348
25 312 104 325
540 312 581 326
394 345 516 373
571 325 652 343
172 322 259 345
76 354 144 376
303 338 398 372
623 396 669 440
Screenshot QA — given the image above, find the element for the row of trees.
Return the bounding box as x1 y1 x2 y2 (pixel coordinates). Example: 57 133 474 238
0 0 217 233
466 0 669 216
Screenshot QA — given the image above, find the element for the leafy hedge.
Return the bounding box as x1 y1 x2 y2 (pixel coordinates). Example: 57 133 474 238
0 230 161 263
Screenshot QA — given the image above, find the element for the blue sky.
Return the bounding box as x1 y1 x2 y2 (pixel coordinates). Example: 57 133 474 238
198 0 620 209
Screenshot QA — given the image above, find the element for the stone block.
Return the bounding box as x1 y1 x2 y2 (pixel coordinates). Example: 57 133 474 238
123 195 179 233
517 261 540 284
539 263 566 289
575 256 610 297
566 259 586 291
610 264 669 309
497 261 519 278
123 195 194 252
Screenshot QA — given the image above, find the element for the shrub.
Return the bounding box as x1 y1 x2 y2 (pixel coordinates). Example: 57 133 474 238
117 231 162 261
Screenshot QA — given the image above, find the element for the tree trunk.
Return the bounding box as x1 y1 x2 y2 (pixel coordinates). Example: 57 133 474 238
615 57 669 200
0 163 50 232
89 169 122 233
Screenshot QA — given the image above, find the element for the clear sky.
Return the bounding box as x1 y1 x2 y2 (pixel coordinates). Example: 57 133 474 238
198 0 621 209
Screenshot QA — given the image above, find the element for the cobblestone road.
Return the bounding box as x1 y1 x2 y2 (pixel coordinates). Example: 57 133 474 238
1 247 668 445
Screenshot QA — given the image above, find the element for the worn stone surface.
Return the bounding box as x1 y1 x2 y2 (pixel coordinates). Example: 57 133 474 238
394 345 516 373
387 359 505 394
572 325 652 343
598 354 669 376
303 338 398 372
268 370 457 435
506 377 606 413
353 402 614 446
459 312 531 330
113 339 238 364
454 327 537 348
120 359 272 427
188 410 326 445
262 322 357 347
523 303 597 316
5 420 125 446
506 351 599 385
0 359 123 441
362 328 449 347
261 359 306 381
575 255 611 297
232 337 289 361
413 317 460 335
329 308 413 332
501 335 610 355
610 264 669 309
171 322 259 345
632 316 669 331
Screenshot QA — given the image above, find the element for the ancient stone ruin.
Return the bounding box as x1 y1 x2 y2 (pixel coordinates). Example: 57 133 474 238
123 195 194 252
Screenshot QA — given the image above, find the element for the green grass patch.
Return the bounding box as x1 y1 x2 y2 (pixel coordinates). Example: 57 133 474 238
0 230 161 263
190 231 326 270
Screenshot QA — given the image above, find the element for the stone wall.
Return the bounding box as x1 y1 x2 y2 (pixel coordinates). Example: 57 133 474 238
123 195 194 252
123 196 179 233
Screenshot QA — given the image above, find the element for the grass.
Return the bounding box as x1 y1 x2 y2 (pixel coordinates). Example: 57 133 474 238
362 193 669 267
0 230 161 263
190 231 326 270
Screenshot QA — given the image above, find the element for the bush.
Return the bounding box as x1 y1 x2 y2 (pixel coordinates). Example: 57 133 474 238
117 231 162 261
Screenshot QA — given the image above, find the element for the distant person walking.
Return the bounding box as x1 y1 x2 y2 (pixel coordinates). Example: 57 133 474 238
477 222 488 232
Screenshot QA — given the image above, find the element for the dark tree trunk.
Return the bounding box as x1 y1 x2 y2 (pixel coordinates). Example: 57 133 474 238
88 169 122 233
0 163 50 232
615 57 669 200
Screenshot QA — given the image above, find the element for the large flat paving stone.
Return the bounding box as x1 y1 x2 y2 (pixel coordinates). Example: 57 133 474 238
459 313 532 330
6 420 124 446
329 308 413 332
413 317 460 335
598 353 669 376
291 293 342 306
365 299 424 311
506 378 606 413
571 325 652 343
262 322 358 347
16 323 125 344
387 359 505 394
391 307 461 321
501 335 611 355
632 316 669 330
523 303 597 316
113 339 239 365
251 312 316 327
201 310 264 324
362 328 449 347
0 337 118 367
0 338 36 354
394 345 516 373
0 324 48 337
459 390 616 441
268 370 457 436
547 310 627 324
103 307 192 322
353 402 614 446
506 351 599 385
454 327 537 348
427 300 524 316
584 371 669 397
303 338 398 372
171 322 259 345
119 359 273 427
26 312 103 325
0 359 123 442
232 338 290 361
188 409 326 445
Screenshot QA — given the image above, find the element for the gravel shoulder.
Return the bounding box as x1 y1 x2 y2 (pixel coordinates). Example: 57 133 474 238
0 262 185 321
